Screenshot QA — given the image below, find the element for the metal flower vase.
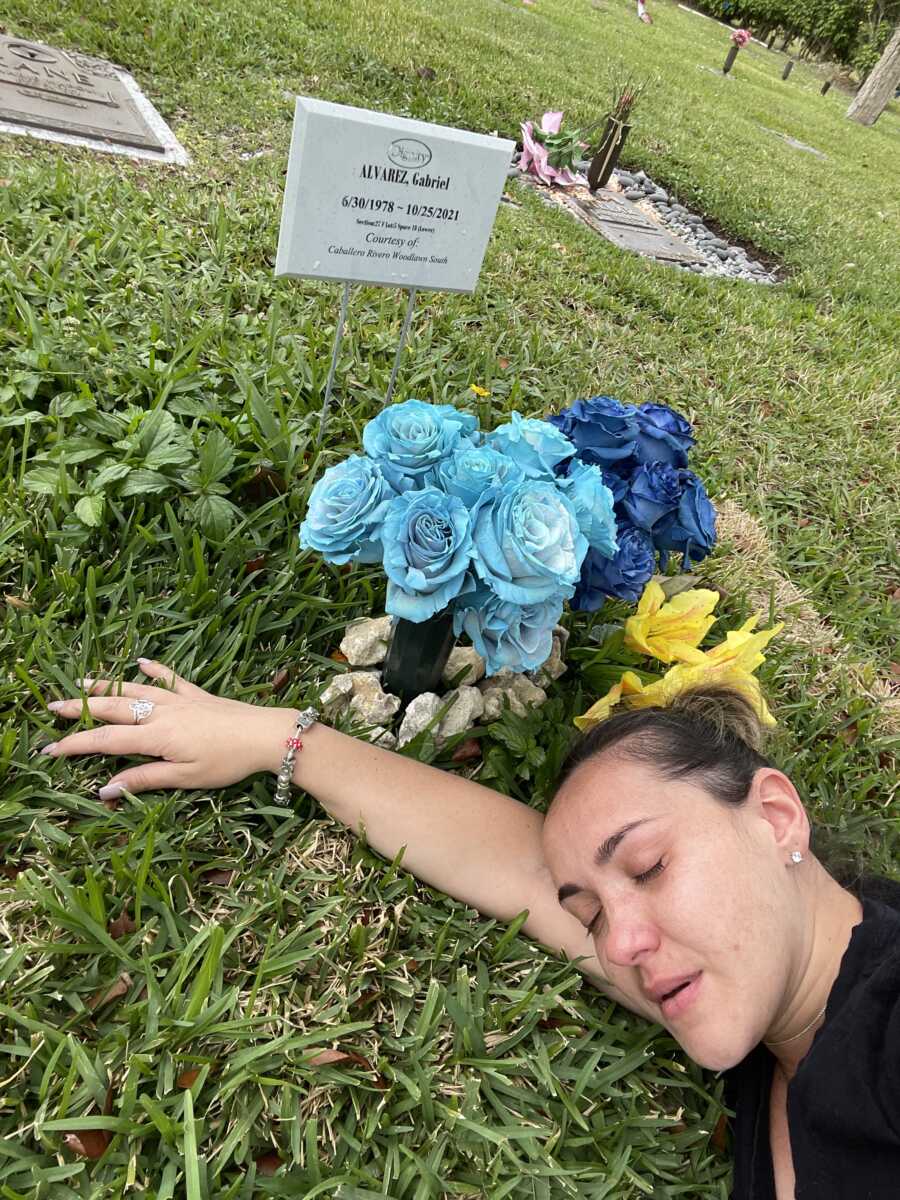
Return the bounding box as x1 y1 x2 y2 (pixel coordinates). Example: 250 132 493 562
587 118 631 192
382 610 456 704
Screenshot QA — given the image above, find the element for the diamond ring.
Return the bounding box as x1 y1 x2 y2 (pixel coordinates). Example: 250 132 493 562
130 699 155 724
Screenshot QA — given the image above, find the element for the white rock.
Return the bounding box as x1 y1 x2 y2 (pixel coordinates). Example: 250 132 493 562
340 616 394 667
479 673 547 720
397 692 444 747
347 672 402 725
437 685 485 740
529 632 567 688
367 725 398 751
322 671 401 726
441 645 486 686
320 674 355 718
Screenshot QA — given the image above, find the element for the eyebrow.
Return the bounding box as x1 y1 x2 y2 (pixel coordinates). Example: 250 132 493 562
556 818 658 903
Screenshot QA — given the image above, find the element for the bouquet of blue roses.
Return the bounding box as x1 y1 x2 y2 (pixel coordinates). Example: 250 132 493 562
299 397 716 677
548 397 717 612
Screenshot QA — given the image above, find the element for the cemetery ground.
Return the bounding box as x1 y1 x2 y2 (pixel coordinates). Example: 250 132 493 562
2 0 898 1194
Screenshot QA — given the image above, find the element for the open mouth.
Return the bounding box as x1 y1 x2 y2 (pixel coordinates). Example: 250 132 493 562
659 972 702 1019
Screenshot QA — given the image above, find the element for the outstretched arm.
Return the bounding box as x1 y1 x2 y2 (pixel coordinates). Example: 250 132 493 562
42 658 608 988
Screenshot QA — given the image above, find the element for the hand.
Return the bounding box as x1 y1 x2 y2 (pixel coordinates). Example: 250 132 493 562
41 659 297 800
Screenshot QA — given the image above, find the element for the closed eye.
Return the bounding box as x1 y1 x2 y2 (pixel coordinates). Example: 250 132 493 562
585 860 666 938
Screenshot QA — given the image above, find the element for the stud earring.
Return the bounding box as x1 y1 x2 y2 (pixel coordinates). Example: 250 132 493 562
790 850 803 865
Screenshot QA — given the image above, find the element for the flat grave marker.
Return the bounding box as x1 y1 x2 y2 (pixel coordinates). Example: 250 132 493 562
0 34 187 164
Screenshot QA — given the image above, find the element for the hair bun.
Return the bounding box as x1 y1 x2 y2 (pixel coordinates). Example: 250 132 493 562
668 684 767 753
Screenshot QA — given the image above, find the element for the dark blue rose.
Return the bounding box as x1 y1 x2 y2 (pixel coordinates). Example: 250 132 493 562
599 463 633 506
653 471 717 570
634 403 695 468
622 462 684 532
547 396 639 467
571 524 655 610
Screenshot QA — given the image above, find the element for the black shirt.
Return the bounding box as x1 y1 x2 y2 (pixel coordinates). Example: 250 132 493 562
724 875 900 1198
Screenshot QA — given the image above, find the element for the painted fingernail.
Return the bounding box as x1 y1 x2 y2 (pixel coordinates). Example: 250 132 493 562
47 700 65 712
40 743 58 756
98 783 124 802
137 657 151 666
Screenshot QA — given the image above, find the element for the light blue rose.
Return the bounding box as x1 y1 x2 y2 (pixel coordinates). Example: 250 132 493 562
362 399 477 492
438 445 525 508
382 487 474 622
452 582 563 676
299 454 395 565
470 479 587 605
557 460 618 558
486 411 574 480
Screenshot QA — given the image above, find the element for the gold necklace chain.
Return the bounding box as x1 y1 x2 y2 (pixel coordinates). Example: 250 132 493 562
763 1001 828 1047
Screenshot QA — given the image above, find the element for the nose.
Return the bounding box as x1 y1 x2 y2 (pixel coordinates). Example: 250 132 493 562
601 899 661 968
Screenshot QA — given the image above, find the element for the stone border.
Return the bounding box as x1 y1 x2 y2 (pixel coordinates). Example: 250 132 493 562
0 66 189 165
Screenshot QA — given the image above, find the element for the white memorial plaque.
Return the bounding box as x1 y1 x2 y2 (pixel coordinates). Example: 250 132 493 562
276 98 514 293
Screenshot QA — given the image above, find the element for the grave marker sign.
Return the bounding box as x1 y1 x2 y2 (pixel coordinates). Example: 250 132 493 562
276 97 514 293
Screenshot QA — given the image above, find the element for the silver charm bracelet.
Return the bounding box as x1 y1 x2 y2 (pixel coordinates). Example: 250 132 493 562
274 707 319 805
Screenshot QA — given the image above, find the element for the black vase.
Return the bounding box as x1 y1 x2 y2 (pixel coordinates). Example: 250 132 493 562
723 44 739 74
587 119 631 192
382 610 456 704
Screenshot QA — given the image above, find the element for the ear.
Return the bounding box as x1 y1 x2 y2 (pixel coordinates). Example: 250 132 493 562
746 767 809 856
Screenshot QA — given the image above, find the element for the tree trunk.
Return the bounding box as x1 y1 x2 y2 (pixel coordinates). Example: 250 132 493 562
847 24 900 125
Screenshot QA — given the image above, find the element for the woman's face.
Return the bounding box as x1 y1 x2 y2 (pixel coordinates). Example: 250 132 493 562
542 754 806 1071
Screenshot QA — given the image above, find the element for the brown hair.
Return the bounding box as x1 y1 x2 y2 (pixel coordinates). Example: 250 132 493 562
554 685 771 809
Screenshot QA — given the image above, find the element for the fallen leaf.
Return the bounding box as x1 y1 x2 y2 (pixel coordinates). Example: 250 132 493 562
89 972 132 1010
305 1048 372 1070
256 1152 284 1176
498 358 510 370
177 1068 201 1088
4 594 31 609
64 1130 111 1159
0 863 24 880
712 1112 729 1154
406 959 419 972
888 586 900 603
837 722 859 746
242 465 286 503
415 66 436 80
797 518 811 528
270 667 292 694
244 554 267 575
330 650 349 663
108 911 136 939
202 868 235 886
451 738 482 763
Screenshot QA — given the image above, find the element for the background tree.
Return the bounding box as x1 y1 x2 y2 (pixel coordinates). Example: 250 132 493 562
847 22 900 121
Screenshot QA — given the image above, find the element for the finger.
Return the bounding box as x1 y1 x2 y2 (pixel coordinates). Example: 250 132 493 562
67 680 179 703
98 760 192 801
40 724 157 760
136 658 209 699
47 695 168 725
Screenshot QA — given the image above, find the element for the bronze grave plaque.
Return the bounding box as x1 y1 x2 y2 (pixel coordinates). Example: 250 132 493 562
0 35 165 152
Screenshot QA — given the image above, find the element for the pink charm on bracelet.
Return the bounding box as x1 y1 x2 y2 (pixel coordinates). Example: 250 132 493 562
285 736 304 751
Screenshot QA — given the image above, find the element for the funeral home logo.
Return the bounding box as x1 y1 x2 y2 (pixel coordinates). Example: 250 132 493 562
387 138 432 168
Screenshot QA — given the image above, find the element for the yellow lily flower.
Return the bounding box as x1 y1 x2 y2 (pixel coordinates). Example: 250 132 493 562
573 672 644 731
575 615 782 731
624 581 721 664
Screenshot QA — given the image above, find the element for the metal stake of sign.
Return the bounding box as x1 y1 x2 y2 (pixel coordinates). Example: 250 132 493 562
317 281 351 445
385 288 418 405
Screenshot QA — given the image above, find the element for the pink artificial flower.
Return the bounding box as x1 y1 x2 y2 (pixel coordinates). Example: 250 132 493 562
731 28 751 47
519 112 587 188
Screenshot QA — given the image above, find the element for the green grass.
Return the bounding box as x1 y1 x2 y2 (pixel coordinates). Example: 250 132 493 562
1 0 898 1194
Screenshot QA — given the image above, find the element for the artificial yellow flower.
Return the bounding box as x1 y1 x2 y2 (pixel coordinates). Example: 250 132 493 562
575 614 783 731
470 384 490 398
573 671 644 730
624 580 721 664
